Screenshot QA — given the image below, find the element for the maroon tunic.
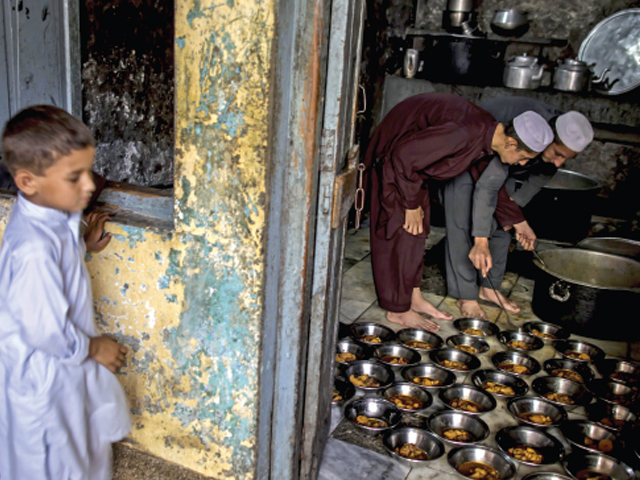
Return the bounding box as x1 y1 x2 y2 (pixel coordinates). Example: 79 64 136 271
364 93 498 312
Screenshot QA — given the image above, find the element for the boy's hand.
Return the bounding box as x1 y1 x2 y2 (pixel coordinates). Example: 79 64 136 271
403 206 424 236
84 211 113 252
469 237 492 277
89 335 128 373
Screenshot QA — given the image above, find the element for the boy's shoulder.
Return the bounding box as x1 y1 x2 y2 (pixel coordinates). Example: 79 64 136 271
2 205 62 258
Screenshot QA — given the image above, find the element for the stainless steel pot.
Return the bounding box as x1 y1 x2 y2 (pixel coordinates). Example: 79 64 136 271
491 9 529 36
553 59 610 92
447 0 473 12
532 249 640 341
503 55 545 89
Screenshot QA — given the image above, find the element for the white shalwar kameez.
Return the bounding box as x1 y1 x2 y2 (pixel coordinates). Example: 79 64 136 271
0 194 131 480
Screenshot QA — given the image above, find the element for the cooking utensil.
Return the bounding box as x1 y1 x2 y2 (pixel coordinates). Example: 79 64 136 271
503 54 545 89
532 250 640 340
446 0 473 12
578 8 640 95
552 59 611 92
490 9 529 36
403 49 419 79
485 274 515 329
577 237 640 262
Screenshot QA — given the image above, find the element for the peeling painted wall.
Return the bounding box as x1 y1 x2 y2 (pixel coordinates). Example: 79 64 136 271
0 0 274 477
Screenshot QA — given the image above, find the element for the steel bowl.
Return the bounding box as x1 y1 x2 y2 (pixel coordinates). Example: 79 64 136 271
507 396 568 428
350 322 396 346
490 9 529 31
587 378 638 408
560 420 622 456
344 360 394 395
554 340 605 364
382 382 432 412
397 328 444 352
448 445 517 480
498 330 544 352
491 351 541 376
495 425 565 466
454 318 499 337
543 358 595 385
471 369 529 397
439 384 497 416
344 397 402 436
373 344 422 371
596 358 640 387
335 337 370 366
446 334 490 354
585 401 638 432
430 347 481 373
332 377 356 408
382 427 445 466
428 410 490 446
563 452 635 480
402 363 457 389
522 321 570 344
532 376 594 410
521 474 573 480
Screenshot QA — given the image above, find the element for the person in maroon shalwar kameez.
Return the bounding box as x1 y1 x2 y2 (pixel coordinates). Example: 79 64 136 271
363 93 550 332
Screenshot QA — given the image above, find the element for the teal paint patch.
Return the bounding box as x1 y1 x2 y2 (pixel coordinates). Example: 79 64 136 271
165 293 178 303
186 0 206 28
176 37 186 49
121 225 147 249
157 276 171 290
120 283 129 297
115 267 120 275
112 234 127 243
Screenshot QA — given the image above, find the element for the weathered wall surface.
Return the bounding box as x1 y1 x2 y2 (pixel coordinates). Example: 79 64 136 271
1 0 274 477
81 0 175 187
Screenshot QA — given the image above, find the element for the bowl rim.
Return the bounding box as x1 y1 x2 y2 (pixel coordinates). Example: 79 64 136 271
382 427 446 463
495 425 565 465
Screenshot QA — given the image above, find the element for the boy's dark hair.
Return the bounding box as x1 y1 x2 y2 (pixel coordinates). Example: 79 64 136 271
1 105 95 176
503 119 537 155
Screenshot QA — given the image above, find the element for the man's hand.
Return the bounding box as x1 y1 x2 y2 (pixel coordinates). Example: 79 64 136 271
469 237 492 278
403 206 424 236
89 335 128 373
84 211 113 252
513 220 536 250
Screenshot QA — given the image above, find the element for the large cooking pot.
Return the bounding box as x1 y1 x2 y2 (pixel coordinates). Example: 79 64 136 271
503 55 545 89
523 169 602 243
532 249 640 340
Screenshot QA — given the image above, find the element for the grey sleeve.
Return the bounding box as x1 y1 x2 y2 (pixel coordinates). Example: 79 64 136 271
471 156 509 238
509 171 555 207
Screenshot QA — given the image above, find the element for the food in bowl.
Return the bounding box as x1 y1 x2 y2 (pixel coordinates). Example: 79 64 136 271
355 415 387 428
599 416 625 429
450 398 483 413
463 328 486 336
584 436 613 453
507 445 543 464
412 376 442 386
454 344 478 354
440 359 469 370
403 339 435 350
332 390 343 402
443 428 474 442
482 382 515 396
520 413 552 426
545 392 574 405
336 352 357 363
551 368 584 384
388 394 424 410
394 443 429 460
566 350 590 361
349 374 380 388
531 329 556 340
362 335 382 343
575 471 610 480
380 355 410 365
610 371 638 384
457 461 501 480
507 340 532 350
498 363 530 375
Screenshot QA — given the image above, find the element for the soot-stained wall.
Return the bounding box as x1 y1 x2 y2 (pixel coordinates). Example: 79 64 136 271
81 0 174 187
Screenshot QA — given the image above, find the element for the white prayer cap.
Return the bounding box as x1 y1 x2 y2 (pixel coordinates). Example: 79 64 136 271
556 111 594 153
513 111 554 153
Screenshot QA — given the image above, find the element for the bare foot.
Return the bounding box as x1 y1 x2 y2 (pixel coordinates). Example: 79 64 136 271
456 299 488 320
411 288 453 320
386 310 440 332
479 286 521 313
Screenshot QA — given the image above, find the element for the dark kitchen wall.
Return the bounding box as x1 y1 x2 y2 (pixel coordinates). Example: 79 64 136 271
81 0 174 187
359 0 640 228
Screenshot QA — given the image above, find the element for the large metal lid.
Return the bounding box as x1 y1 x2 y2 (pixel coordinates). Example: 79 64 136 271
578 9 640 95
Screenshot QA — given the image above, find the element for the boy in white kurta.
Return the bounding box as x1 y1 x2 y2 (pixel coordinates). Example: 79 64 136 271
0 105 131 480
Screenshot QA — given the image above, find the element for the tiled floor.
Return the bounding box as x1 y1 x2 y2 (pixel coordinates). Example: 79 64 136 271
318 225 640 480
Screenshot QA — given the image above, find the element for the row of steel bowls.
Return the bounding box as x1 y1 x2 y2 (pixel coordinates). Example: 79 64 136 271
332 318 640 479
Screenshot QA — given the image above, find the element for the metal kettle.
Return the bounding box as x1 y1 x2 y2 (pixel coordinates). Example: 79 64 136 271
503 54 545 89
553 59 611 92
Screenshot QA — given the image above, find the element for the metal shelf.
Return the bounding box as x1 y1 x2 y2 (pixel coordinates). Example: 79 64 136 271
403 28 568 47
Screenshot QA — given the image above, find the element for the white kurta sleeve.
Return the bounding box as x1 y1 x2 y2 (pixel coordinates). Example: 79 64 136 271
8 250 90 366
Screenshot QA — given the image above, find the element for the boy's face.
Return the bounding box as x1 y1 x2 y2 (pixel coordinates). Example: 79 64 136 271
25 147 96 212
